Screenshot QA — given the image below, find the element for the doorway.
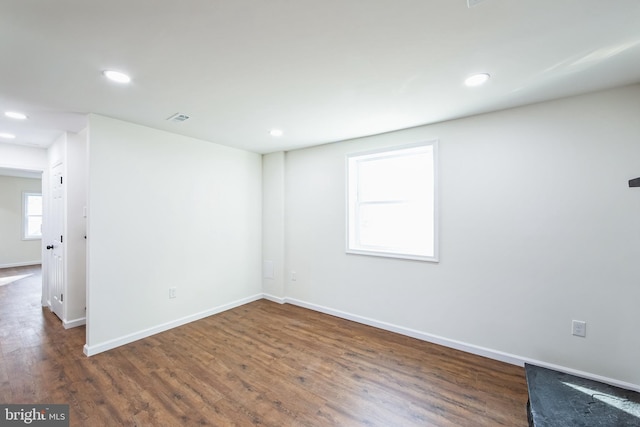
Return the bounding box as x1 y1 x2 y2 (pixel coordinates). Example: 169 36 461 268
0 167 45 306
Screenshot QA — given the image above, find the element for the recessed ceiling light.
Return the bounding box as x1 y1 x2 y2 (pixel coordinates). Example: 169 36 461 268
464 73 491 87
269 129 283 137
0 132 16 139
5 111 28 120
103 70 131 84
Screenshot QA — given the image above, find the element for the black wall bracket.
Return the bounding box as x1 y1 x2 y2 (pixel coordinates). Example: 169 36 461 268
629 177 640 187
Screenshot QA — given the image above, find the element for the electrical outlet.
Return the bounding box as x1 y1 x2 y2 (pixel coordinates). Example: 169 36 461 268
572 320 586 337
291 271 297 281
169 287 177 299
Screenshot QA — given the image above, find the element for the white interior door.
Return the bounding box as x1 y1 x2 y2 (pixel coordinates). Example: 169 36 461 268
48 162 64 320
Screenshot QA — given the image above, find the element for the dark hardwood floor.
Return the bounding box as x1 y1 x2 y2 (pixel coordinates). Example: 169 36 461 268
1 266 529 426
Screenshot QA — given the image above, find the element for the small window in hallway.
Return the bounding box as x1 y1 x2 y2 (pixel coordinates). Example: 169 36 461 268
23 192 43 239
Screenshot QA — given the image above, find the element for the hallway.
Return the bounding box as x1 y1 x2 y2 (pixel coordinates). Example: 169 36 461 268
0 264 86 404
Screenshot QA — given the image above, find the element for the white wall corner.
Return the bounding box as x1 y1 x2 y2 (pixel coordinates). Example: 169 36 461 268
83 293 263 356
262 293 286 304
63 317 86 329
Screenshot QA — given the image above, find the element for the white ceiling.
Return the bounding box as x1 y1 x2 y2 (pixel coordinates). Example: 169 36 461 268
1 0 639 154
0 167 42 179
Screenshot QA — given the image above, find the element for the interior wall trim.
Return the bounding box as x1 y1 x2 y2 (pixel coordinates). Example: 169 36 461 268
83 293 264 357
282 296 640 393
63 317 86 329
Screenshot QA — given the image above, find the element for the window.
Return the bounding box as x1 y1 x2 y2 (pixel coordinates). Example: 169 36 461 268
347 141 438 262
23 192 43 240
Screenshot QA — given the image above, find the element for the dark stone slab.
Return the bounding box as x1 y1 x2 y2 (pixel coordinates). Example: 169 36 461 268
525 364 640 427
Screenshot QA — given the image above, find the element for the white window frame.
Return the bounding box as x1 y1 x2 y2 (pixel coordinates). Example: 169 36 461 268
23 192 43 240
346 141 439 262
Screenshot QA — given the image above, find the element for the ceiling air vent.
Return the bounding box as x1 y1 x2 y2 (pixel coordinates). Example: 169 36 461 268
167 113 190 122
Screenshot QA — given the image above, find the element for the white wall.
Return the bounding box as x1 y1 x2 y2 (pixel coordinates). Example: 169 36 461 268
274 85 640 388
262 152 286 299
0 143 47 171
85 114 262 354
65 130 88 324
0 175 42 267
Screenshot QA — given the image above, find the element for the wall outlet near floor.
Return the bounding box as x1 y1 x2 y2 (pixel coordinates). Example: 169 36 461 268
169 287 177 299
572 320 586 337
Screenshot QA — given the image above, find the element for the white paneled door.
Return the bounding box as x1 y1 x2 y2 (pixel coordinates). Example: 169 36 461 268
48 162 64 321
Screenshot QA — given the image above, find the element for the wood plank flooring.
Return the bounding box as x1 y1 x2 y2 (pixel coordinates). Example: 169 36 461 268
1 266 529 426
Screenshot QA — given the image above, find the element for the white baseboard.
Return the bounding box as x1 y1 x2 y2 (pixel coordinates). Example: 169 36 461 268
63 317 86 329
83 293 264 357
79 291 640 392
262 293 286 304
282 296 640 393
0 261 41 269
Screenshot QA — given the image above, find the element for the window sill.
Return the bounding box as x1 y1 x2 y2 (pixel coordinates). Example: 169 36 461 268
346 248 439 263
